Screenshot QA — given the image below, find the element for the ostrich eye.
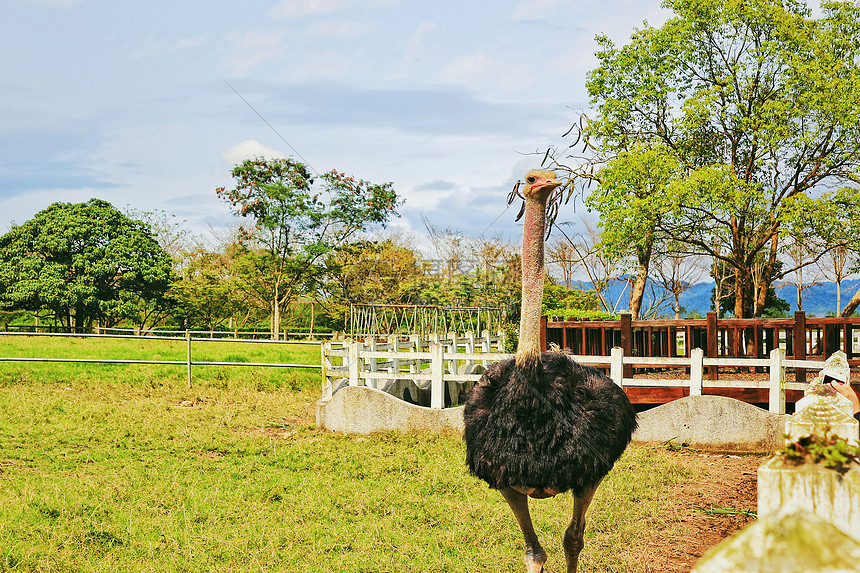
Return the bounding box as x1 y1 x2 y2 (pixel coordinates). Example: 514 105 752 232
526 176 536 184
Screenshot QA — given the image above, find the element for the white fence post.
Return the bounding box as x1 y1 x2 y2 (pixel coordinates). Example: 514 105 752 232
409 334 421 374
430 342 444 409
446 331 457 375
690 348 704 396
466 331 476 370
320 341 330 399
610 347 624 387
388 335 399 374
769 347 786 415
365 336 377 388
185 329 192 389
349 342 363 387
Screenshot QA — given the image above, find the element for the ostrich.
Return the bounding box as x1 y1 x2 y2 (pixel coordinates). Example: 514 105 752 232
463 169 637 573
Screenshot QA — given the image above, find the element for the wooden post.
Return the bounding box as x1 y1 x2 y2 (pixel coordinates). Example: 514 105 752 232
620 313 633 378
690 348 704 396
794 311 807 384
769 348 786 415
610 346 624 387
540 315 548 352
706 312 718 380
430 343 444 409
669 326 678 358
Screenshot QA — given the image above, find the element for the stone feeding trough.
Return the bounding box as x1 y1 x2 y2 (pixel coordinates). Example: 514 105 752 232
317 331 507 433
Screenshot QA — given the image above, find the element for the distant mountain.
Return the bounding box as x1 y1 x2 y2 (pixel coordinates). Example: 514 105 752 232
567 278 860 318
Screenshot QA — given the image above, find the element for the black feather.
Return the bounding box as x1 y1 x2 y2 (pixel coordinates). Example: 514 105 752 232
464 353 637 497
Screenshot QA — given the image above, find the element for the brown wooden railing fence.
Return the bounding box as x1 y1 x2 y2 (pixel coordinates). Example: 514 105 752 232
542 311 860 382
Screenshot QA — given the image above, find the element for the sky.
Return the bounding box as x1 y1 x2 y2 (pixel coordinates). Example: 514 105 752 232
1 0 673 253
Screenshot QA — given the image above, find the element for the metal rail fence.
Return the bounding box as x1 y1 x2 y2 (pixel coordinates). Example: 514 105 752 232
0 330 323 388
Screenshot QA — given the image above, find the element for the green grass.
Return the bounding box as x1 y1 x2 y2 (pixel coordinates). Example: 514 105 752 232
0 336 697 572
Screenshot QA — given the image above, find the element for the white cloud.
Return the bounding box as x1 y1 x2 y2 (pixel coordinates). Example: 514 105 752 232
511 0 567 20
26 0 80 5
131 35 206 60
404 20 436 53
303 19 375 39
438 51 527 95
269 0 399 19
387 21 437 81
289 49 358 79
269 0 355 18
223 30 287 75
221 140 287 166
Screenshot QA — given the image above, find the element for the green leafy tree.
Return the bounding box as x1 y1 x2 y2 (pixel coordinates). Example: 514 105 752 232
0 199 173 332
542 282 601 316
324 239 428 329
586 144 681 319
574 0 860 317
170 245 257 331
216 158 400 337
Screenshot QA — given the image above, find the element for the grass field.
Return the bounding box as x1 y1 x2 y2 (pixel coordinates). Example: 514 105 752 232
0 336 697 572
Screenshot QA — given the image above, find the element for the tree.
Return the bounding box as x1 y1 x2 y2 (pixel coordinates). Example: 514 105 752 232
713 259 790 318
819 245 856 315
783 233 823 313
546 237 579 288
651 244 707 319
551 220 626 314
422 217 469 283
0 199 173 332
216 158 400 337
572 0 860 317
170 244 255 331
324 239 427 327
585 144 681 319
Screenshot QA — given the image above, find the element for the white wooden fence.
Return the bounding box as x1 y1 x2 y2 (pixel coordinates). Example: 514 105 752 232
321 331 506 408
322 338 827 414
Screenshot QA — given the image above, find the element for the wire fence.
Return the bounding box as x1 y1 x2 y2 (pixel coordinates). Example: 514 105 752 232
0 325 340 340
0 330 323 388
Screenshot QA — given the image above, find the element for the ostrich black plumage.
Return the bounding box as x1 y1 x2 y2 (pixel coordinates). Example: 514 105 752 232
463 170 637 573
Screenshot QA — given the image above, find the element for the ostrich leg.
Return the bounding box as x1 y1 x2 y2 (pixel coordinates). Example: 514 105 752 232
500 488 547 573
563 483 600 573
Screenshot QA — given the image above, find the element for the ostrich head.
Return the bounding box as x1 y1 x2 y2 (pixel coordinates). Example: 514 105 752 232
522 169 562 202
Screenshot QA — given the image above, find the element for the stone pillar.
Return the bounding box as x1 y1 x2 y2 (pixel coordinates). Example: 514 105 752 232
758 353 860 534
758 458 860 538
694 351 860 571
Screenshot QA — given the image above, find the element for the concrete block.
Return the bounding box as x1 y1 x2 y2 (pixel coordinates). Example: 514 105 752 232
316 385 465 434
633 395 787 451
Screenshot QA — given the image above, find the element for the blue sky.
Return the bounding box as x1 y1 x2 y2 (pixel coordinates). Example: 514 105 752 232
2 0 671 250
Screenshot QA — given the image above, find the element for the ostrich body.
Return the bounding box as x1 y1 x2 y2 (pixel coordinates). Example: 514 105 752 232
463 170 637 573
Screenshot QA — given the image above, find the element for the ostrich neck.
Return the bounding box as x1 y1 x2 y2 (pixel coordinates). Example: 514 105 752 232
516 196 546 367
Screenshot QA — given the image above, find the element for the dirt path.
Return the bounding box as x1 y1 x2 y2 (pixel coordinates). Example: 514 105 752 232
639 451 765 572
